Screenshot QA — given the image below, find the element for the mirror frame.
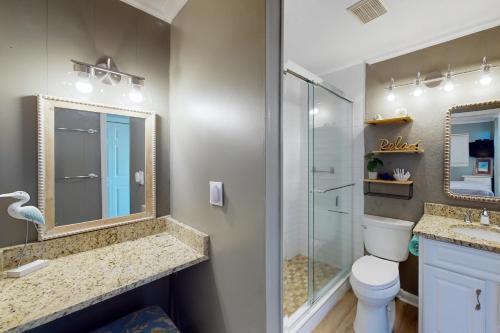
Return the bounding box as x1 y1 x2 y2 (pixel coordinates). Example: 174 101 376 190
444 100 500 203
37 95 156 240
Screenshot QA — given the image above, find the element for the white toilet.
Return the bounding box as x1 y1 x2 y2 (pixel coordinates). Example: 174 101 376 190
350 215 414 333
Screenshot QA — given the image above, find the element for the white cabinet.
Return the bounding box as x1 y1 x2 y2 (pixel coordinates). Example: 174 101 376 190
423 265 485 333
419 238 500 333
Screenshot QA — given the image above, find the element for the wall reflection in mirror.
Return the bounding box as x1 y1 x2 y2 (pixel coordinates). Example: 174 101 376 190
54 108 146 226
450 107 499 198
38 95 155 240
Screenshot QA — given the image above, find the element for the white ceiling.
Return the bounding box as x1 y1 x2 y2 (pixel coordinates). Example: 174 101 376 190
285 0 500 75
120 0 187 23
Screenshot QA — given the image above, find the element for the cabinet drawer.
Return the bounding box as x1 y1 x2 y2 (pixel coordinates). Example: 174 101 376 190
422 238 500 282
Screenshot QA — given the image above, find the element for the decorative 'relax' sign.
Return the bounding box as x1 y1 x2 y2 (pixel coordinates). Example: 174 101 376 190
379 136 422 152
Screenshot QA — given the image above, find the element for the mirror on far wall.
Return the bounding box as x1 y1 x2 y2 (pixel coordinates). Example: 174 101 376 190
445 100 500 203
38 95 156 240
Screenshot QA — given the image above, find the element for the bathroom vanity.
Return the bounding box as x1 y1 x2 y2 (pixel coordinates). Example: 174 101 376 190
0 217 209 333
414 203 500 333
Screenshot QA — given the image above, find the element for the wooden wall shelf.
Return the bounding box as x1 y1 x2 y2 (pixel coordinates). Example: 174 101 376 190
372 149 424 154
365 116 413 125
364 179 414 200
364 179 413 185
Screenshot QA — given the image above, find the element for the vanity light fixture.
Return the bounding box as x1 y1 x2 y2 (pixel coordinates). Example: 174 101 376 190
384 56 498 101
412 72 423 97
443 65 454 92
386 77 396 101
480 56 492 86
70 57 146 103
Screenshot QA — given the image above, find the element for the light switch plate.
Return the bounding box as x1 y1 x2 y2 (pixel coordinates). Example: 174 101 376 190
209 181 223 206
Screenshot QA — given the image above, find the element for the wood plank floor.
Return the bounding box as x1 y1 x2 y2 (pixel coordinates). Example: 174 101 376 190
313 290 418 333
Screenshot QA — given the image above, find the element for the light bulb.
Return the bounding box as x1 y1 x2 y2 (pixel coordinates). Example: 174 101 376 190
413 86 423 97
480 73 492 86
480 56 492 86
386 77 396 102
444 75 454 92
75 72 93 94
444 80 454 92
129 87 144 103
413 72 423 97
128 84 144 103
443 65 454 92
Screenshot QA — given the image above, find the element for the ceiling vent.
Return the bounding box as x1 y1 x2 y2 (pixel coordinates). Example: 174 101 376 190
347 0 388 24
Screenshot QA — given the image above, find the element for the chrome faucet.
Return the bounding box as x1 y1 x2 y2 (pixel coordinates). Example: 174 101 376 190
464 210 472 224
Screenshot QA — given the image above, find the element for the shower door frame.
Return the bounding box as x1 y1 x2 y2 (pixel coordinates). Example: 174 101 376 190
283 67 355 331
308 82 354 305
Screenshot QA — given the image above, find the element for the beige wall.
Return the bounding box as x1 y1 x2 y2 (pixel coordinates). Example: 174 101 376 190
365 26 500 295
0 0 170 247
169 0 267 331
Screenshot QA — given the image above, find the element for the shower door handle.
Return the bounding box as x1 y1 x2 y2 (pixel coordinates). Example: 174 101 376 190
328 209 349 215
314 183 355 193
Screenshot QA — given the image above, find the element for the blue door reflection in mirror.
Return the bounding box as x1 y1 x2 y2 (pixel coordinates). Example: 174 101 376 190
106 114 131 218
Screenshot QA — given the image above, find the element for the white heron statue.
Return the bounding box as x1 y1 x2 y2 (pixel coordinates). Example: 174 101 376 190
0 191 45 225
0 191 45 269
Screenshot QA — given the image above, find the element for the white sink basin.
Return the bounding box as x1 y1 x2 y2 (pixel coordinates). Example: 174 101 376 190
452 226 500 243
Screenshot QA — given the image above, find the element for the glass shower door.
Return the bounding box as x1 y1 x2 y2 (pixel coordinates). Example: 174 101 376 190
308 85 353 302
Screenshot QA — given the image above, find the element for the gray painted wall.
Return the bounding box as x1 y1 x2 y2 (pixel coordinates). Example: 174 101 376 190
0 0 170 247
169 0 267 332
365 26 500 295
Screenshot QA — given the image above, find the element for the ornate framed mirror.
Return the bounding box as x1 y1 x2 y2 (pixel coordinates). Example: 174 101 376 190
37 95 156 240
444 100 500 203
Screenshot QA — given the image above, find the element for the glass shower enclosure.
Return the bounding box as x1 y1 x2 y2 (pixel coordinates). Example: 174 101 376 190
282 70 353 324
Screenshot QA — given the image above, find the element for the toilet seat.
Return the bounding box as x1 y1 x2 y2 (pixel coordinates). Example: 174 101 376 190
351 255 399 290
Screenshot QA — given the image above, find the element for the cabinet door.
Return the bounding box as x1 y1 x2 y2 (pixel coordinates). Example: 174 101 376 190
423 265 485 333
488 282 500 333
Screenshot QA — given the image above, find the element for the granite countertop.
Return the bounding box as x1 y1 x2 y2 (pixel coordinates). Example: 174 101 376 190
414 213 500 254
0 218 209 333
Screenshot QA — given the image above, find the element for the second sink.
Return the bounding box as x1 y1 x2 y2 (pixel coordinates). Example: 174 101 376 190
451 225 500 243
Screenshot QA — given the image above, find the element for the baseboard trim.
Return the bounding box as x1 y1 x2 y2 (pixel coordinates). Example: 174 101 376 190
284 274 351 333
397 289 419 308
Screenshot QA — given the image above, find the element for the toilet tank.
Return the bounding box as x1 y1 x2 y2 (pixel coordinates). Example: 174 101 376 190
363 214 414 262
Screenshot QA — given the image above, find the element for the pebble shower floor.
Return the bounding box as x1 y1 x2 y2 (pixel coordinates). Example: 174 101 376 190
283 255 340 316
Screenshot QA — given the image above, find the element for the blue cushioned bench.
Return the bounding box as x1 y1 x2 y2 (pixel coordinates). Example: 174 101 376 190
92 306 180 333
